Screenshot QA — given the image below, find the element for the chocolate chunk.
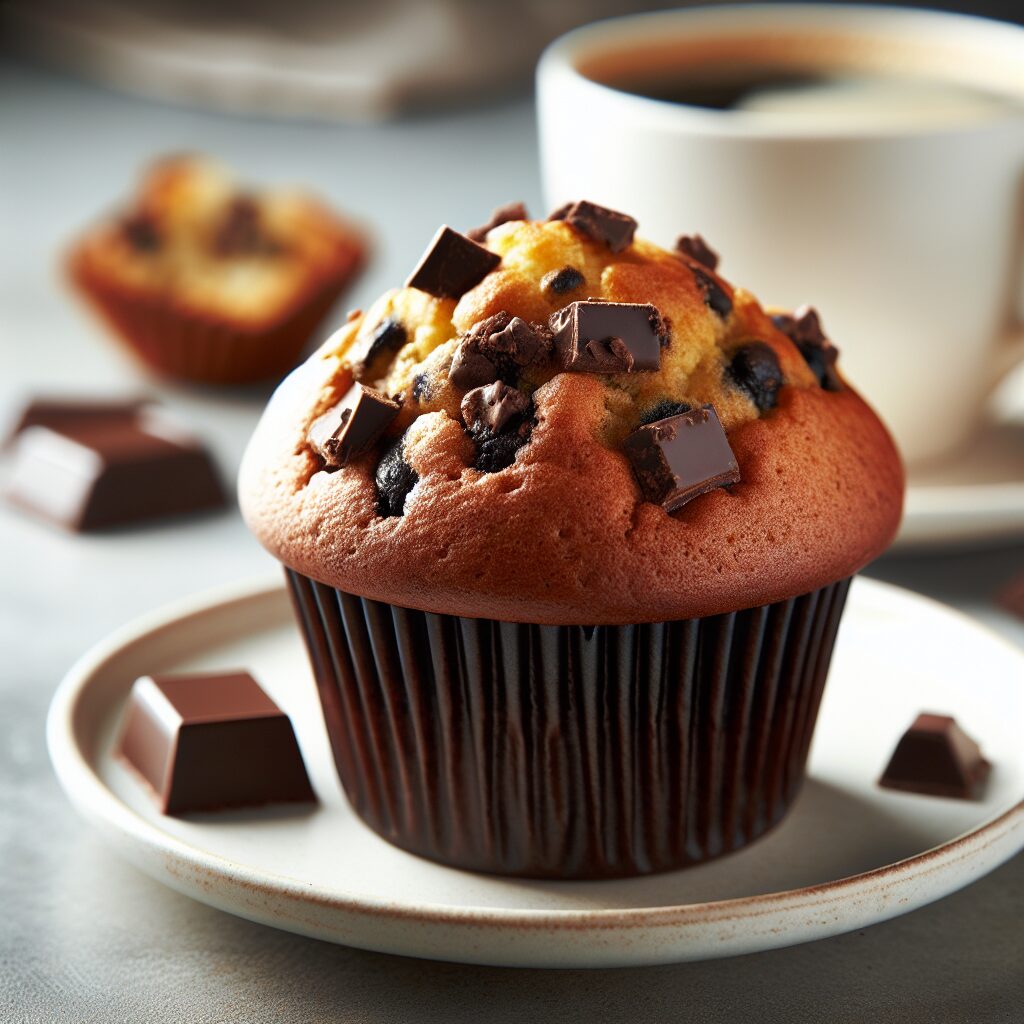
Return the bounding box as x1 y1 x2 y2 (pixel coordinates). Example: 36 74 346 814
212 195 281 257
692 266 732 318
549 200 637 253
997 572 1024 622
449 342 499 391
541 266 585 296
449 312 551 390
6 397 149 445
675 234 719 270
550 300 664 374
348 317 407 382
879 713 991 800
728 342 783 412
307 384 400 469
639 399 692 426
772 305 842 390
461 381 528 435
121 213 161 252
118 670 315 815
466 201 528 242
405 225 501 299
623 405 740 513
5 409 225 531
375 436 418 517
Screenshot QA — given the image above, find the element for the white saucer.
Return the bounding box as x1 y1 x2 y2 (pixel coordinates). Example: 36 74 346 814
47 576 1024 969
899 420 1024 549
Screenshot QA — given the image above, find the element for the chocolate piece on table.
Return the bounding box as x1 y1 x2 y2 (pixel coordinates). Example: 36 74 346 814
5 411 225 531
118 671 315 815
307 384 400 469
879 713 991 800
549 200 637 253
675 234 719 271
692 266 732 318
405 225 501 299
550 300 664 374
348 317 407 382
541 266 586 296
772 305 842 391
449 312 551 390
997 572 1024 622
728 342 783 412
6 397 149 445
466 201 528 242
624 405 740 513
461 381 528 435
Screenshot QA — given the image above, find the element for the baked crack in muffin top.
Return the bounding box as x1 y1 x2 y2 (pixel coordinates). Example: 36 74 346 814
240 201 903 624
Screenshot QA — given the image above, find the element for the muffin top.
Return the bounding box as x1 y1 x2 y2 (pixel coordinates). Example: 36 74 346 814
68 156 364 327
240 201 903 624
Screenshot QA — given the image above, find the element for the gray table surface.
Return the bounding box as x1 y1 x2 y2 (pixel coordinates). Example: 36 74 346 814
2 58 1023 1024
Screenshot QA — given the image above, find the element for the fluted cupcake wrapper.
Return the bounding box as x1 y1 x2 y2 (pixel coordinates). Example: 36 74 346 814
287 570 851 879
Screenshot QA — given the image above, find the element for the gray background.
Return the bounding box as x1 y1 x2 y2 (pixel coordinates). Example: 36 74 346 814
1 57 1023 1023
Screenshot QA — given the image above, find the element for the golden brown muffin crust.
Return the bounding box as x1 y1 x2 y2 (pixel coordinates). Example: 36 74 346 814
240 212 903 624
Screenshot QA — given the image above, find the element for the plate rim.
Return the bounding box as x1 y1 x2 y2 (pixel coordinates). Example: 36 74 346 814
46 575 1024 946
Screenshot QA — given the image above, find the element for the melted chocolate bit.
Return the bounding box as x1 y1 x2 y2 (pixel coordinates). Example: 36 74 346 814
675 234 719 270
624 405 739 513
461 381 528 435
375 436 418 517
550 300 664 374
466 201 528 242
411 373 432 402
121 213 161 252
475 424 530 473
879 713 991 800
405 225 501 299
5 410 225 531
349 317 407 382
772 305 842 391
307 384 400 469
692 266 732 318
213 196 280 257
549 200 637 253
118 671 315 815
639 399 692 426
728 342 783 412
541 266 586 296
449 312 551 390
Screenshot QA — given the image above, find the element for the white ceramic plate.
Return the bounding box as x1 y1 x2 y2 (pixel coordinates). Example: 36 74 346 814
898 420 1024 549
47 576 1024 969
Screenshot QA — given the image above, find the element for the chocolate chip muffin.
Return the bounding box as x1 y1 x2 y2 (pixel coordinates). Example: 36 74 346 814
68 156 366 385
240 201 903 878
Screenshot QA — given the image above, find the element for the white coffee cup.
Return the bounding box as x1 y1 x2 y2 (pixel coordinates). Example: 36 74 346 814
538 4 1024 465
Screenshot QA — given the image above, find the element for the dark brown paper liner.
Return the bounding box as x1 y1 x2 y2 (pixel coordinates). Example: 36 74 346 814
68 247 363 386
287 570 851 879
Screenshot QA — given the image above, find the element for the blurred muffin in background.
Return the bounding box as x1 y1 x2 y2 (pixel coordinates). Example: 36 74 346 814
67 155 366 385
